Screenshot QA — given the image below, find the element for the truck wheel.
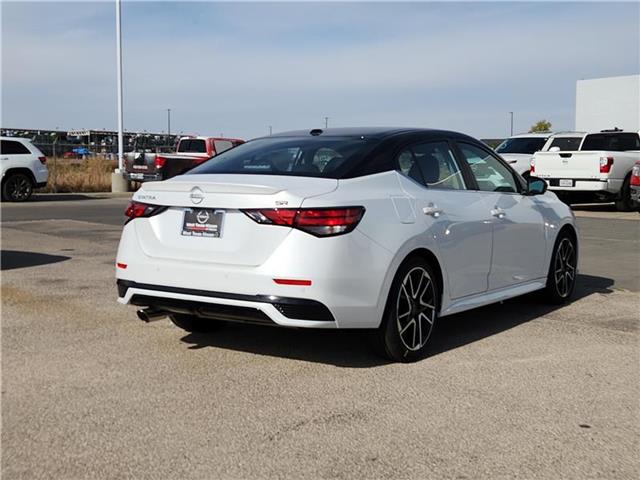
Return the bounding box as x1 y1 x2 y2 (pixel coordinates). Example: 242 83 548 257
614 175 636 212
169 314 219 333
2 173 34 202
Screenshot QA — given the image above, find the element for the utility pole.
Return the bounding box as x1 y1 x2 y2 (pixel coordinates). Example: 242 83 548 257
269 125 273 136
509 111 514 136
115 0 124 172
167 109 171 138
324 116 329 129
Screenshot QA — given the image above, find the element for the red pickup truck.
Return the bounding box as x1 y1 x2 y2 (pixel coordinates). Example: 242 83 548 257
124 136 244 182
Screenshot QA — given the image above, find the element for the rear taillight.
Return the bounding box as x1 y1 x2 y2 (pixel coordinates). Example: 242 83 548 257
631 164 640 186
530 159 535 174
154 155 166 169
599 156 614 174
38 156 47 165
242 207 365 237
124 201 167 223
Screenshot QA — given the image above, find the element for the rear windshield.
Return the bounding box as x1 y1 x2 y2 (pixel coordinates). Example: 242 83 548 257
548 137 583 151
580 133 640 151
189 136 377 178
178 139 207 153
495 137 547 155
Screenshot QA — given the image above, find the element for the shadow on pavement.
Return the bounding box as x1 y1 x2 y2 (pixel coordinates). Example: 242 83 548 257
571 203 617 212
180 273 615 367
27 194 109 202
1 250 71 271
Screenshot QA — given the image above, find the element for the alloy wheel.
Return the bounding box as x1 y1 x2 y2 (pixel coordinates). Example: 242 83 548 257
6 175 32 201
554 238 576 298
396 266 436 351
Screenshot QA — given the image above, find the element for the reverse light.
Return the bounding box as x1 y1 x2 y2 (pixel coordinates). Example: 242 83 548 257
38 156 47 165
124 201 168 223
599 156 614 174
154 155 167 169
243 207 365 237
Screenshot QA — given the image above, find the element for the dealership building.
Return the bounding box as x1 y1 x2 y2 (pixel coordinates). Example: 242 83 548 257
575 74 639 132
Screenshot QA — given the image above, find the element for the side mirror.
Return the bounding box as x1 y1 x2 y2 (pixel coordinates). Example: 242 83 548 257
527 176 548 195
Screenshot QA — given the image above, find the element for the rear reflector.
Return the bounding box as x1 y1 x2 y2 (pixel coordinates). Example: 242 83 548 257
116 262 127 269
273 278 312 286
243 207 365 237
38 156 47 165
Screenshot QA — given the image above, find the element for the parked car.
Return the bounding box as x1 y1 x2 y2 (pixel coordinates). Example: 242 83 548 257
630 161 640 206
116 127 578 362
124 136 244 182
495 132 586 177
0 136 48 202
532 129 640 211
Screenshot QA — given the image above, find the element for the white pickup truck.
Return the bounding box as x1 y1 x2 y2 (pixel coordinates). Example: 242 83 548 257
532 130 640 211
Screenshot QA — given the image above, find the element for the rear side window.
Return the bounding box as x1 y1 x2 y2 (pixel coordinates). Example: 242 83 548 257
0 140 30 155
178 139 207 153
548 137 583 151
396 141 466 190
189 136 377 178
213 140 233 155
581 133 640 151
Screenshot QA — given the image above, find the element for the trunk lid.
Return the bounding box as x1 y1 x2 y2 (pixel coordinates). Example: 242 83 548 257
131 174 338 266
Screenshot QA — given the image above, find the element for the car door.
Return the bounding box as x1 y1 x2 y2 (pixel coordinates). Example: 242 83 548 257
455 141 547 290
396 140 493 299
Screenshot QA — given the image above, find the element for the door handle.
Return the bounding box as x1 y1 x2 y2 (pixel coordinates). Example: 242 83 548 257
423 205 443 218
491 208 506 219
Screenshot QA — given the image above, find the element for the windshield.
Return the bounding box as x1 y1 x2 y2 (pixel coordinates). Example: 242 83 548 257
188 136 377 178
548 137 583 151
495 137 547 155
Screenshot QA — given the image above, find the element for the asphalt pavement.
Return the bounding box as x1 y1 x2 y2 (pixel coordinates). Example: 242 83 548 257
1 196 638 479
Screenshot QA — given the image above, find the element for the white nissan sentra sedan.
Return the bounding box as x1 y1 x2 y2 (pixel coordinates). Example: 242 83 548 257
116 128 578 362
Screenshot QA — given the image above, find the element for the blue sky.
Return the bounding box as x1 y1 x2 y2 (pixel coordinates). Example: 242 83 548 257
2 1 639 139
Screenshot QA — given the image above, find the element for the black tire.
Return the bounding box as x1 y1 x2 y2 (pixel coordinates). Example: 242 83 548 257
614 175 635 212
374 257 439 362
541 231 577 304
169 314 219 333
2 173 33 202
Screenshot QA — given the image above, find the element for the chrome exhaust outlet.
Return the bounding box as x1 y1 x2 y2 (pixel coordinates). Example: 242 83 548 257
137 308 166 323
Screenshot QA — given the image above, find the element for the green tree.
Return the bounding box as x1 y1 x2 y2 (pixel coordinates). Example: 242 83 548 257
529 120 552 133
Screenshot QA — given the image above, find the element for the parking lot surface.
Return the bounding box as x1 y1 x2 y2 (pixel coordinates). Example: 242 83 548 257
2 196 638 479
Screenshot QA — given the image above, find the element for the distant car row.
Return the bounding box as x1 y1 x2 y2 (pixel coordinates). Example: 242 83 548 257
495 129 640 211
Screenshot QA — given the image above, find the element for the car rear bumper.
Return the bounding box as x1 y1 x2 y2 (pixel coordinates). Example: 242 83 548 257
118 279 336 328
547 178 622 193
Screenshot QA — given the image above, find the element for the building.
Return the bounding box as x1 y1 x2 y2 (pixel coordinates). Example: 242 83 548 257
575 74 640 132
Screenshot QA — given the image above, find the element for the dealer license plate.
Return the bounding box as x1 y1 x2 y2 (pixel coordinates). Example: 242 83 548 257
559 179 574 187
181 209 224 238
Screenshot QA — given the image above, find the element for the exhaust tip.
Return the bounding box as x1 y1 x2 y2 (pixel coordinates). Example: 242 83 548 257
137 308 165 323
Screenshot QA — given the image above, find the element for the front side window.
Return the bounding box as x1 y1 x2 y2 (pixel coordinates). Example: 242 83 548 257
189 136 377 178
458 143 519 193
396 141 466 190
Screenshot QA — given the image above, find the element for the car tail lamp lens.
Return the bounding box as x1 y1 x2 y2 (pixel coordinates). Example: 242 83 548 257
38 156 47 165
124 201 167 223
599 156 614 173
243 207 365 237
154 156 167 169
631 165 640 186
530 159 535 174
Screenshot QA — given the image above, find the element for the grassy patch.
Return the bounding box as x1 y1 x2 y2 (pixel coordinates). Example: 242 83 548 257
41 157 117 193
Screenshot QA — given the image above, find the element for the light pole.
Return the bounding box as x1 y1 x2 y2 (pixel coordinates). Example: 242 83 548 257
509 111 514 136
324 116 329 129
115 0 124 172
269 125 273 136
167 108 171 138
